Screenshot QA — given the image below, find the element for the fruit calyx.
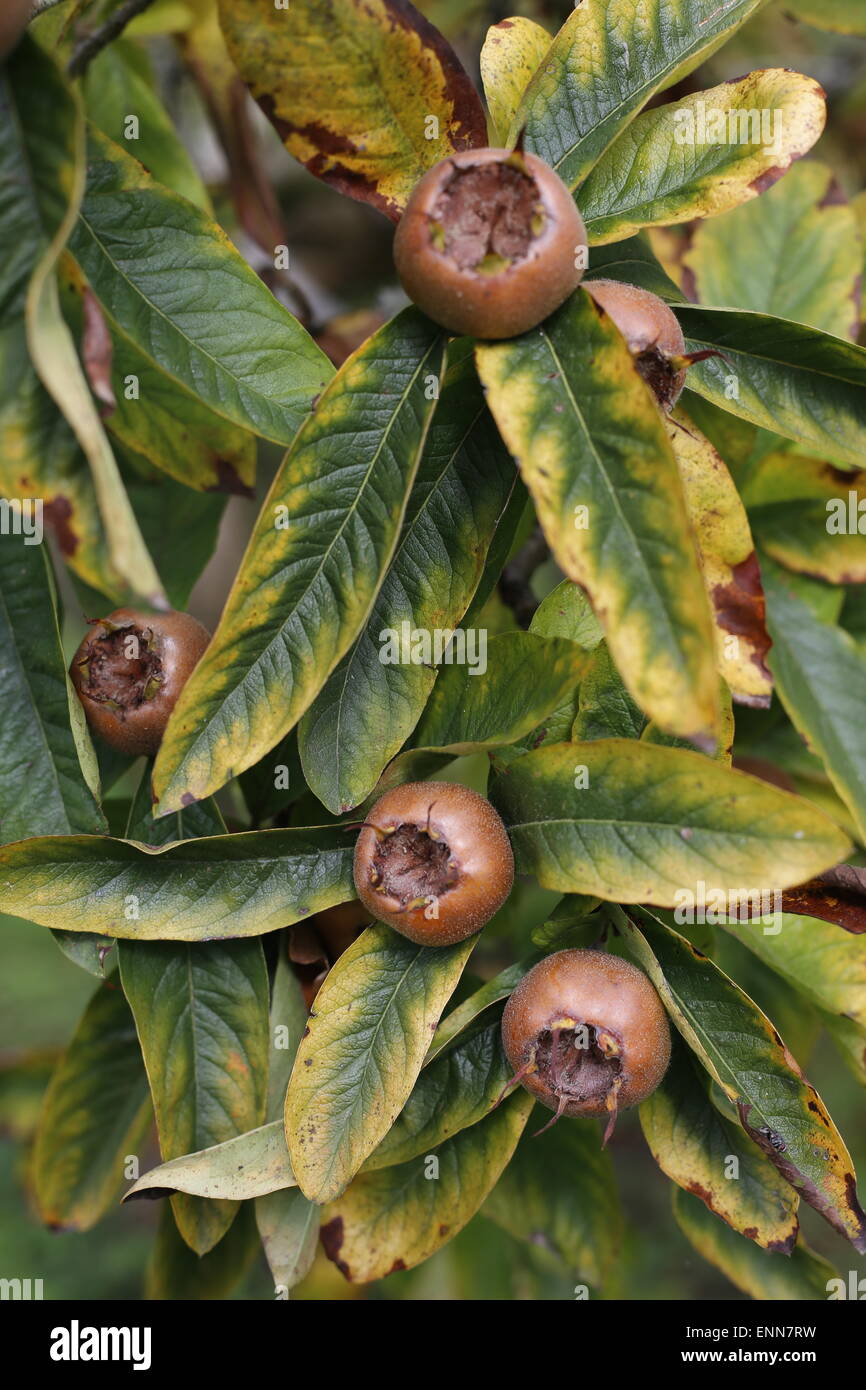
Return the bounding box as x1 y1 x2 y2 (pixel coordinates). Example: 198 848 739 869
430 156 543 274
369 817 459 909
75 619 163 714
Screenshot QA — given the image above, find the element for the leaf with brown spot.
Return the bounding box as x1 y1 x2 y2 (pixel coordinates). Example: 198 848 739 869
742 451 866 586
320 1089 532 1282
668 407 773 708
480 17 551 144
218 0 486 222
623 908 866 1253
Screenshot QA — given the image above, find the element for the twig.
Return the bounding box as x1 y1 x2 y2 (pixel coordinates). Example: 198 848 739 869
67 0 156 79
497 526 550 628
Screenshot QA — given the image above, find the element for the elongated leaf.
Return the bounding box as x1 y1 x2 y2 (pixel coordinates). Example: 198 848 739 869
257 1189 320 1298
0 827 355 939
411 632 589 754
68 128 332 446
84 42 211 211
0 537 104 843
529 577 603 649
762 558 866 842
125 1121 293 1201
683 161 862 341
320 1089 532 1282
640 1035 799 1251
668 408 772 707
722 913 866 1031
484 1114 622 1284
153 309 445 813
480 17 551 143
744 452 866 586
491 739 850 905
514 0 769 188
31 978 151 1231
298 350 517 813
673 1189 838 1301
572 641 647 742
119 936 270 1253
673 306 866 470
784 0 866 34
580 71 825 245
427 959 532 1061
476 290 720 745
286 922 476 1203
7 40 163 602
219 0 486 222
363 1011 511 1170
145 1202 261 1302
623 909 866 1251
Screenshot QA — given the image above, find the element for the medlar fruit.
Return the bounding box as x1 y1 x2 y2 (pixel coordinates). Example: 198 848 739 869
393 148 587 339
583 278 691 411
70 607 210 757
353 780 514 946
502 948 671 1138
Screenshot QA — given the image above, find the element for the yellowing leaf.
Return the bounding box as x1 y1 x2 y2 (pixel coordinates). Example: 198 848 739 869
580 71 826 245
219 0 486 221
480 17 550 143
668 407 773 707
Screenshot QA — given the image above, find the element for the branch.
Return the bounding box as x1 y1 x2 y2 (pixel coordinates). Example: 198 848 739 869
497 526 550 629
67 0 157 79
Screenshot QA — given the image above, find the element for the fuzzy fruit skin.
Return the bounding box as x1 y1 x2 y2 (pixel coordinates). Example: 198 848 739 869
353 780 514 946
0 1 32 59
70 607 210 757
502 949 671 1116
583 278 687 408
393 148 586 339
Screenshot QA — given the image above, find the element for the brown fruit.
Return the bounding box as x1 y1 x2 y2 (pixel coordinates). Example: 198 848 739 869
393 148 587 339
583 278 687 411
308 900 373 962
0 1 32 59
353 780 514 946
502 949 671 1132
70 607 210 757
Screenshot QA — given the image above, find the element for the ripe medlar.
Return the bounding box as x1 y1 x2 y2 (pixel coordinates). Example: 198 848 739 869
70 607 210 757
583 278 691 411
501 949 671 1138
393 148 587 339
353 781 514 946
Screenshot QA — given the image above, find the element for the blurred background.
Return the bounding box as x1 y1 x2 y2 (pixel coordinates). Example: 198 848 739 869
2 0 865 1299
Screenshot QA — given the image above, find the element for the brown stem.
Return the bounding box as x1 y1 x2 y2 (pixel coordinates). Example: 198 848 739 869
497 525 549 628
67 0 157 79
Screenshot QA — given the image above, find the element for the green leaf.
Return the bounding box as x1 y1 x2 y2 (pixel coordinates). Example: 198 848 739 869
673 1188 838 1301
721 913 866 1032
319 1089 533 1282
480 16 551 143
219 0 486 222
427 958 532 1062
144 1202 261 1301
683 161 862 341
411 632 589 754
483 1113 622 1284
529 577 603 649
286 922 476 1203
152 308 445 813
572 641 647 742
586 233 686 302
580 71 825 245
743 452 866 586
31 977 151 1231
0 826 355 940
668 406 773 708
514 0 769 189
119 936 270 1254
640 1034 799 1251
476 290 720 745
84 42 211 211
623 909 866 1252
257 1188 320 1298
762 557 866 843
672 306 866 470
783 0 866 34
298 350 517 813
121 451 228 608
490 740 850 904
68 127 332 446
363 1011 512 1171
125 1121 292 1201
0 536 104 843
